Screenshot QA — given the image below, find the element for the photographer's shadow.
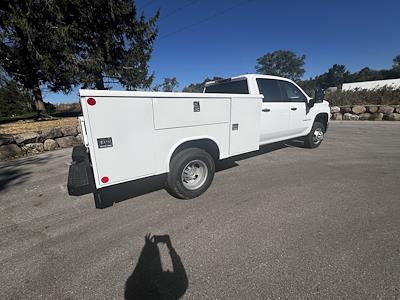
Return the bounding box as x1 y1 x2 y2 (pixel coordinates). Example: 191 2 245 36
125 234 188 300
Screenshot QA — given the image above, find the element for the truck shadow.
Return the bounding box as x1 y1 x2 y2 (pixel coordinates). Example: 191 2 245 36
216 139 304 171
94 140 303 208
124 234 188 300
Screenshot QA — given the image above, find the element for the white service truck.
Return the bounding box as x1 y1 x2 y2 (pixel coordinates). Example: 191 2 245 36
68 74 329 200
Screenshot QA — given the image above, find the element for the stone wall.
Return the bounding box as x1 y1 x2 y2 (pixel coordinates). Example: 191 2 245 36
0 122 82 160
330 105 400 121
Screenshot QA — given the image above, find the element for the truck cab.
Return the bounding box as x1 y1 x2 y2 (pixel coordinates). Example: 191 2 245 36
204 74 330 147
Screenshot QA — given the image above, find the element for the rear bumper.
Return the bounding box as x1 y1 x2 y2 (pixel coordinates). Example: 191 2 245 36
67 146 95 196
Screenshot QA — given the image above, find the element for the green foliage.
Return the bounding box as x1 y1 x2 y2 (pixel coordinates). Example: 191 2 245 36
70 0 159 90
182 77 224 93
325 87 400 106
393 55 400 70
0 78 33 117
152 77 179 92
0 0 159 117
317 64 350 88
255 50 306 81
0 0 80 113
299 54 400 96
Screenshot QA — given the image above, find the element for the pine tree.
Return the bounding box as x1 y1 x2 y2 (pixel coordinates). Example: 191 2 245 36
0 0 79 117
70 0 159 90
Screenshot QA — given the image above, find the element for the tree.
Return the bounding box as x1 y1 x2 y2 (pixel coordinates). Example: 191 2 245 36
0 1 79 117
70 0 159 90
0 0 159 119
393 55 400 70
0 73 33 117
316 64 350 88
182 77 224 93
255 50 306 81
161 77 179 92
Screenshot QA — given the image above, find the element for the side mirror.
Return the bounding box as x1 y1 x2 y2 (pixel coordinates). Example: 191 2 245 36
314 88 325 103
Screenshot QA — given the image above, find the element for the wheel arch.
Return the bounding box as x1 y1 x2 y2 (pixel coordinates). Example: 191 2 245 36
166 137 221 172
314 113 329 132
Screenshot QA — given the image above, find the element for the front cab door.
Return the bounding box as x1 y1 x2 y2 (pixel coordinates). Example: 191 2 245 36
257 78 291 144
279 80 310 136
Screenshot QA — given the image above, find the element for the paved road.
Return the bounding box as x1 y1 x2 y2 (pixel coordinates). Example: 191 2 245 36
1 121 400 299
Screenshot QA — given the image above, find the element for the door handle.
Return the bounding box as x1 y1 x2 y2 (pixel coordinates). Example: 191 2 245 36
262 108 271 112
290 107 297 111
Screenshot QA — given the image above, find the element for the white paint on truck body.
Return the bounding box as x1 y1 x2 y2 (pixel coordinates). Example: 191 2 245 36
80 74 329 189
80 91 262 188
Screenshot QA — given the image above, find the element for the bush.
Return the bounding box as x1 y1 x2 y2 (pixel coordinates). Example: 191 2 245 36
325 87 400 106
0 80 33 117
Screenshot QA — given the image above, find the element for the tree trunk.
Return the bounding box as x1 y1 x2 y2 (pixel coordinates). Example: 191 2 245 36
95 74 105 90
32 81 46 119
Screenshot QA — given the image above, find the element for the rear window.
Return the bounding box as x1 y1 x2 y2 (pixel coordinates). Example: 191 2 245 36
204 79 249 94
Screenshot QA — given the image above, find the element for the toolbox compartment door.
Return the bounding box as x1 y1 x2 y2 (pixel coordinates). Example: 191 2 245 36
153 97 230 129
82 97 156 187
229 97 261 156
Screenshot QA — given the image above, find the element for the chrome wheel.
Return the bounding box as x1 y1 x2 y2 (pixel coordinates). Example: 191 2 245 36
181 160 208 190
313 127 324 144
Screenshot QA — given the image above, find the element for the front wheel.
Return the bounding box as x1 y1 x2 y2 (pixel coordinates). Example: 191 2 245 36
303 121 325 148
166 148 215 199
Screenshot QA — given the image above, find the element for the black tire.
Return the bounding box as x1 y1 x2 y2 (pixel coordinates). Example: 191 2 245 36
166 148 215 199
303 121 325 148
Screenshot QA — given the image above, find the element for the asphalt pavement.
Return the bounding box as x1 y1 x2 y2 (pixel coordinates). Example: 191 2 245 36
1 121 399 299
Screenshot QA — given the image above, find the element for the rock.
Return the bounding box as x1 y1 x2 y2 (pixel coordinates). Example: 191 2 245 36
352 105 366 114
56 136 79 148
0 144 22 160
359 113 371 120
371 112 383 121
341 106 352 113
43 139 58 151
330 106 340 113
379 105 394 114
392 113 400 121
332 112 343 120
37 127 62 142
76 124 82 134
61 126 78 137
367 106 378 113
15 132 39 144
384 113 400 121
396 107 400 113
22 143 44 154
343 113 359 120
76 133 83 143
0 135 15 146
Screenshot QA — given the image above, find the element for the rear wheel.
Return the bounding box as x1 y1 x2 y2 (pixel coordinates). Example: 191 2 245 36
166 148 215 199
303 121 325 148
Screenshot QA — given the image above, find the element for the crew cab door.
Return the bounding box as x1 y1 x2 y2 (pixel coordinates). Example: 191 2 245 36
256 78 291 144
279 80 309 136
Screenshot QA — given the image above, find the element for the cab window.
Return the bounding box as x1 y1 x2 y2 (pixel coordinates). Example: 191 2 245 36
256 79 285 102
279 81 306 102
204 79 249 94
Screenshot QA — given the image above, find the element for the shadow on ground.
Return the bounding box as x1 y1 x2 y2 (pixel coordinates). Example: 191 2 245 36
125 234 188 300
94 140 305 208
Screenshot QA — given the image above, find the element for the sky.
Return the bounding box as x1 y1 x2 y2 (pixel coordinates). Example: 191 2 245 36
45 0 400 103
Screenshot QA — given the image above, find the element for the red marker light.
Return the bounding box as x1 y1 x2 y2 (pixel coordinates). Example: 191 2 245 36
87 97 96 106
101 176 109 183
